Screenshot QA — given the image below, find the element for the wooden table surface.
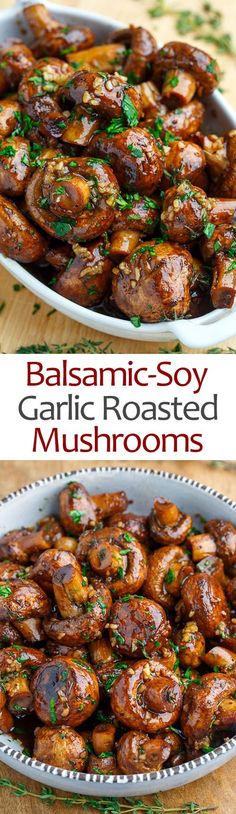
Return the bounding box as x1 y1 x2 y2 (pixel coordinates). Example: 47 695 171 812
0 459 235 812
1 0 236 353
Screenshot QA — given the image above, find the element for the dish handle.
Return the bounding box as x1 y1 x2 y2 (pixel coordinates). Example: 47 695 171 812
172 310 236 349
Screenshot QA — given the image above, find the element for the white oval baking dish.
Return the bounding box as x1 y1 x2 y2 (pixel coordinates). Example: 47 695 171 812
0 465 235 796
0 0 236 348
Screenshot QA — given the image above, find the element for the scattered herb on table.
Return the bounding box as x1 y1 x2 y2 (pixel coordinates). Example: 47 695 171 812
148 1 236 58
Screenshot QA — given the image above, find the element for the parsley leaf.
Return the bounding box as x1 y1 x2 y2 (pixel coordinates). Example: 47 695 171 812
122 93 139 127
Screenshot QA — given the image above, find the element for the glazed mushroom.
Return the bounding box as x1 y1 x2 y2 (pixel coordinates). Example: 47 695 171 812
31 657 99 726
0 620 23 646
0 703 14 733
110 193 159 260
58 481 96 534
162 139 207 189
37 515 63 545
154 42 220 96
24 3 94 58
161 68 197 109
175 622 205 668
91 721 116 755
0 579 50 623
43 581 112 645
91 490 128 521
215 130 236 198
66 43 126 74
161 181 236 244
201 224 236 263
204 519 236 571
31 549 88 613
89 636 130 693
0 562 31 581
0 194 47 263
0 40 35 95
87 753 117 774
187 532 217 562
211 253 236 309
31 549 83 594
112 241 192 322
52 240 113 307
0 526 52 564
61 68 142 123
75 526 147 596
180 573 230 638
203 646 236 674
0 98 22 138
149 498 192 545
111 660 183 732
110 25 157 83
116 730 171 773
181 672 236 750
25 156 119 241
143 545 193 610
226 577 236 608
0 137 31 196
33 725 88 770
145 101 204 140
18 58 72 141
196 554 226 585
108 596 171 658
0 645 46 717
87 128 164 194
106 512 149 545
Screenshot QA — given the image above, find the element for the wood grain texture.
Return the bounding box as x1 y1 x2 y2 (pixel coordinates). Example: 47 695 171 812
0 460 235 812
0 0 236 353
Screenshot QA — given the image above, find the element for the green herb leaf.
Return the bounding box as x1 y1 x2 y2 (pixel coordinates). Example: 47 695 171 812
203 222 216 239
130 316 141 328
49 698 57 723
122 93 139 127
69 510 85 524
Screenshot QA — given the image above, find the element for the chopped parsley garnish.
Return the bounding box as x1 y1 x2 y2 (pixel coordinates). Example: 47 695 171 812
165 568 175 584
112 630 125 645
213 239 222 253
168 75 179 87
49 698 57 723
203 222 216 239
69 510 85 524
131 244 156 260
128 145 143 158
0 585 12 597
122 93 139 127
123 532 135 542
0 145 16 157
130 316 141 328
52 218 75 237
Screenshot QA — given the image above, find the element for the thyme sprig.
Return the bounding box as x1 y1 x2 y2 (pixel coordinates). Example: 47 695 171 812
0 778 217 813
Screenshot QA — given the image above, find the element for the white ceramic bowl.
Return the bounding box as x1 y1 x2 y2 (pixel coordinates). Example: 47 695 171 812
0 465 236 796
1 1 236 348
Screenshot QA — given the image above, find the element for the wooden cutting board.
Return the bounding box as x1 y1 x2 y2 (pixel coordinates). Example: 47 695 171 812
0 0 236 353
0 459 235 813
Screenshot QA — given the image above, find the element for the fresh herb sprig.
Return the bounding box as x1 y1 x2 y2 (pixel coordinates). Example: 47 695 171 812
0 778 217 813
